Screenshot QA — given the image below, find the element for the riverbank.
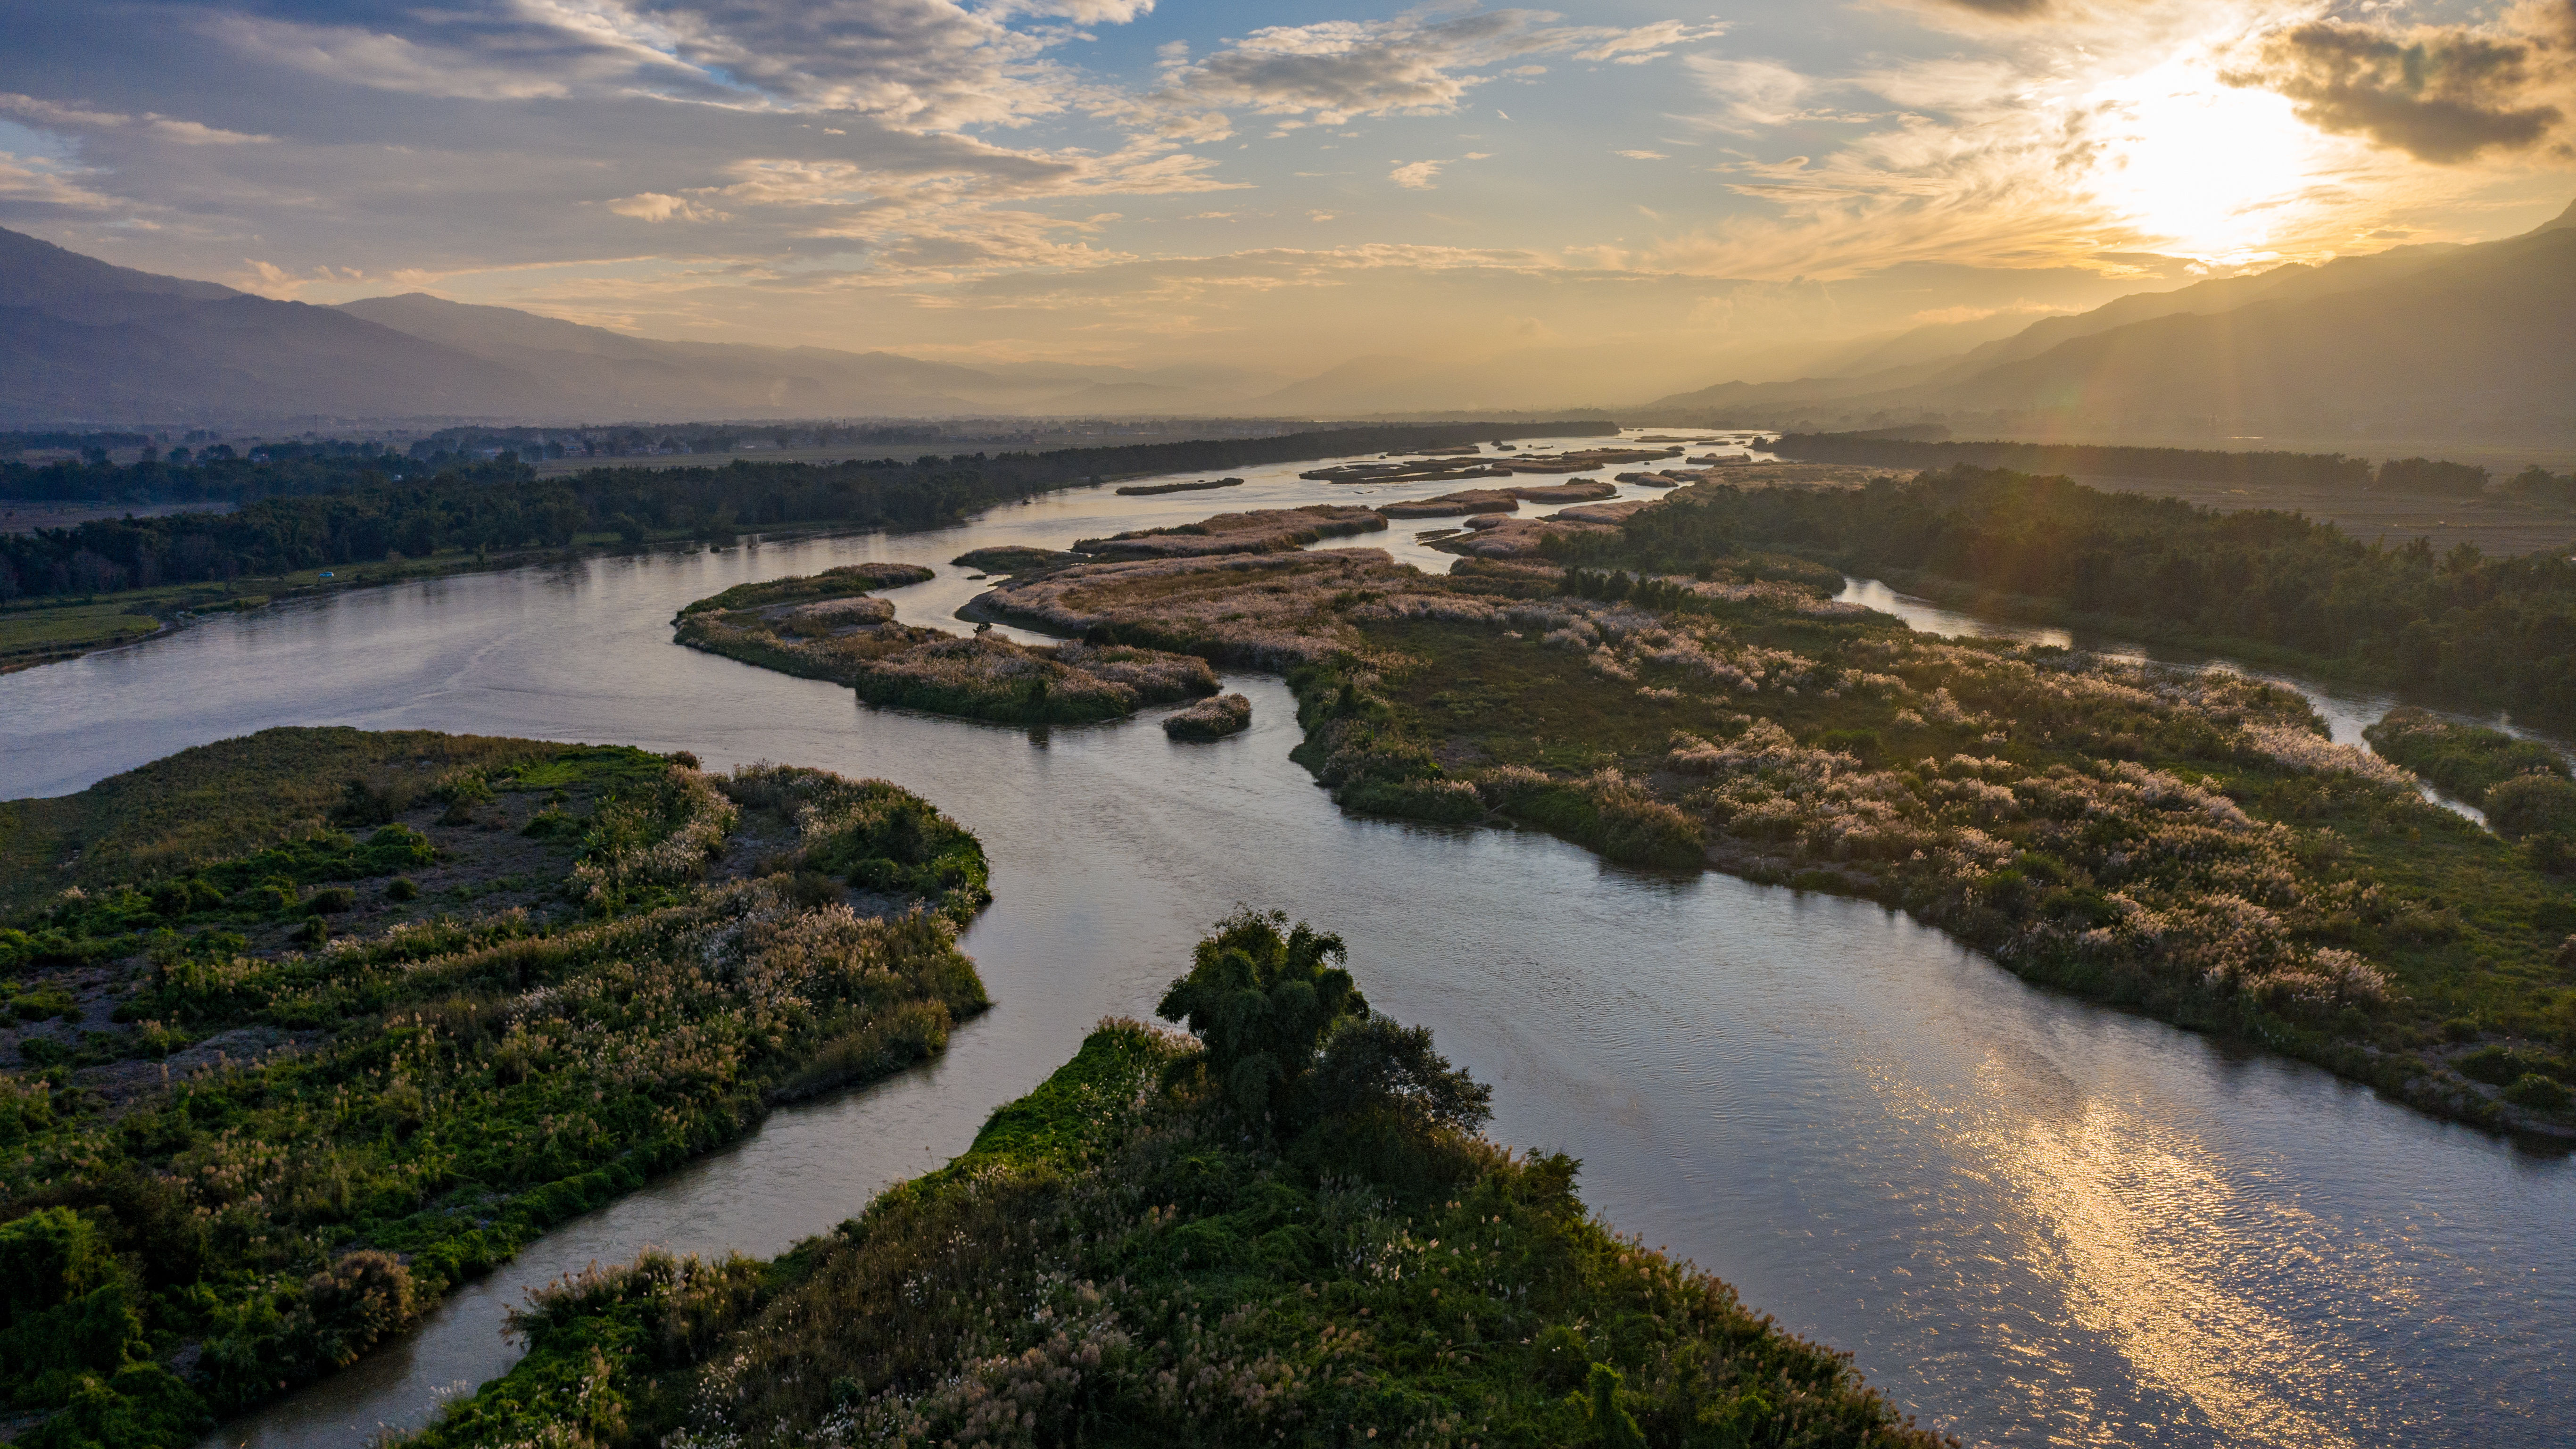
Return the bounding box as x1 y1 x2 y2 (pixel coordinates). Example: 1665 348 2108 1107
405 917 1945 1449
11 439 2569 1448
1637 466 2576 733
0 730 993 1448
5 424 1617 677
674 564 1219 725
955 527 2576 1143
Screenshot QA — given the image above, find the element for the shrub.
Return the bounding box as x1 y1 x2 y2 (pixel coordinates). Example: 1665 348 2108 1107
2485 774 2576 841
1339 776 1486 823
2504 1073 2572 1111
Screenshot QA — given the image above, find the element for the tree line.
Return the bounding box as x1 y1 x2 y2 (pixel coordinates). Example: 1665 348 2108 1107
0 421 1611 601
1764 432 2561 498
1607 465 2576 724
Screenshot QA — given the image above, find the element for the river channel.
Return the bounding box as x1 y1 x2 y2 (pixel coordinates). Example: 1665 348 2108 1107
1 432 2568 1448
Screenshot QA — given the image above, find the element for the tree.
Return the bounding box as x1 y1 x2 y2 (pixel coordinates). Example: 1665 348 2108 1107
1156 908 1365 1127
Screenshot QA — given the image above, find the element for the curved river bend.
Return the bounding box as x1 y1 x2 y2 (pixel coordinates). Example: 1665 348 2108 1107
0 434 2566 1449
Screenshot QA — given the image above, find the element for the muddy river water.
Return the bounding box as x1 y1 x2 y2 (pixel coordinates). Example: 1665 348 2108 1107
0 433 2567 1448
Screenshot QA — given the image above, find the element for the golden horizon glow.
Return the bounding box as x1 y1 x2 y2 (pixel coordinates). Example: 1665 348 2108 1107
2077 59 2348 265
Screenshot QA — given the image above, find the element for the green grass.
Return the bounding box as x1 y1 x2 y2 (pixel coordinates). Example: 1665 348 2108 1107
408 1012 1940 1449
0 602 163 654
0 728 585 911
0 733 995 1449
675 562 935 616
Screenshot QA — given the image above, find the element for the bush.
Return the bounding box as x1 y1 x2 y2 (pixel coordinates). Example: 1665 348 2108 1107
1338 776 1486 823
2485 774 2576 841
2504 1072 2572 1111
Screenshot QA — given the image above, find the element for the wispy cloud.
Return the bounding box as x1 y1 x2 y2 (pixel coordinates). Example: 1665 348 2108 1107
1125 10 1726 137
607 191 729 223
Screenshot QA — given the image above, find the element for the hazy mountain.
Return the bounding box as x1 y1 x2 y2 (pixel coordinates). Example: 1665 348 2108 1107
334 293 1017 416
1638 360 1960 415
1796 310 2067 381
0 228 553 422
0 227 1313 423
1919 218 2575 424
1912 241 2470 386
1641 199 2576 436
1238 343 1710 415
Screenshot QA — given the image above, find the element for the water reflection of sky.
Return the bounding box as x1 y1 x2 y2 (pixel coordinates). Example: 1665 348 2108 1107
7 429 2567 1449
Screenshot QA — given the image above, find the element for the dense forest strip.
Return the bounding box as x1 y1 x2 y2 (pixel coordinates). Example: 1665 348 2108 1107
1594 465 2576 729
0 729 994 1449
408 915 1942 1449
1769 431 2576 500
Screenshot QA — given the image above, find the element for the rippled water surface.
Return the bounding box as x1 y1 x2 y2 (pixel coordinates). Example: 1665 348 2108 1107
2 432 2568 1448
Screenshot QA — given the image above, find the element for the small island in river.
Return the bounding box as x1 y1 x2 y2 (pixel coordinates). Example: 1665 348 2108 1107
1072 503 1386 557
676 565 1218 725
1163 689 1253 739
1114 475 1244 496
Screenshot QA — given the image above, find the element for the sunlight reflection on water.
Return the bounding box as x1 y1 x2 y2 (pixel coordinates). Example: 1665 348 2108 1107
0 433 2563 1449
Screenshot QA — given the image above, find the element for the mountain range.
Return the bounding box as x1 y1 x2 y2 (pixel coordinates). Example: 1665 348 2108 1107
1 201 2569 432
1640 199 2576 436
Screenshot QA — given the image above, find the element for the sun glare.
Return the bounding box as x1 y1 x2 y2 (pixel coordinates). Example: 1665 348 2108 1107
2079 64 2335 263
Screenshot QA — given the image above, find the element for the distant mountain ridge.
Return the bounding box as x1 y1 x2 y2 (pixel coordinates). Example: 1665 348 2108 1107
0 230 1295 423
1641 199 2576 436
6 200 2571 429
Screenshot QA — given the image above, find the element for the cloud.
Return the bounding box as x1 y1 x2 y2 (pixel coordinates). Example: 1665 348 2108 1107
0 150 119 211
202 0 1145 132
1574 18 1726 65
608 191 728 222
1390 159 1443 189
237 258 375 299
1138 11 1725 132
1683 57 1828 131
1615 148 1668 160
0 92 270 145
2224 10 2576 164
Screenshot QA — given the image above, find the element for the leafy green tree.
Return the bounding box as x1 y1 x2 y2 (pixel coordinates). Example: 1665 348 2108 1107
1157 908 1366 1126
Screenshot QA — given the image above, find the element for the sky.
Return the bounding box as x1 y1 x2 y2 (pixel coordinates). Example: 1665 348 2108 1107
2 0 2572 390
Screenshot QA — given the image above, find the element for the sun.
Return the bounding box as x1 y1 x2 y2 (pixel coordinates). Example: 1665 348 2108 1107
2079 61 2339 263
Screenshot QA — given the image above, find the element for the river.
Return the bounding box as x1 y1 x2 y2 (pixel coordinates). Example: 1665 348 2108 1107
1 431 2567 1448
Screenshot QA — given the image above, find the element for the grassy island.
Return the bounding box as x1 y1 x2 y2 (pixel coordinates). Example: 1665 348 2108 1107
1073 505 1387 559
675 567 1217 725
0 729 994 1447
1164 691 1253 740
1115 477 1244 497
405 911 1940 1449
1506 479 1620 504
1378 488 1521 519
962 500 2576 1140
950 546 1085 576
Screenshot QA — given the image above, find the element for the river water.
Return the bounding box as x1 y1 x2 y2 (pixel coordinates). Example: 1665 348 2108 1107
2 431 2568 1448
